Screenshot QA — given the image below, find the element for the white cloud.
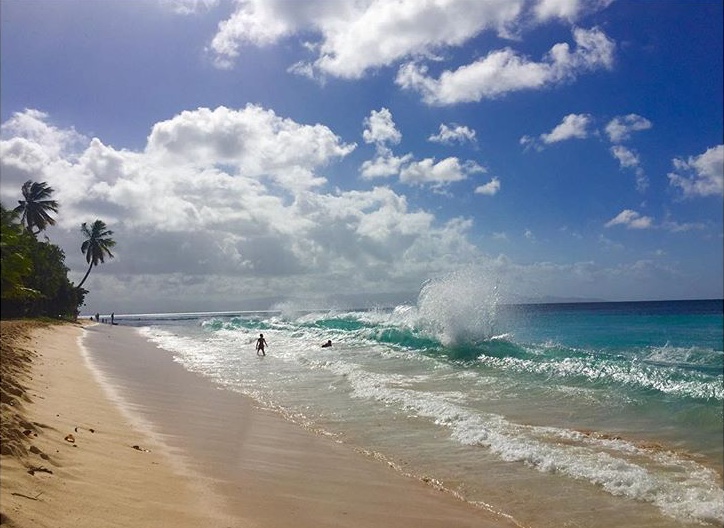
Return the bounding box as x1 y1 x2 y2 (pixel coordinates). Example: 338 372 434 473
475 177 501 196
359 108 413 181
359 109 484 188
162 0 218 15
610 145 639 168
395 27 614 105
360 149 413 180
207 0 303 68
534 0 583 21
0 108 489 310
145 104 356 193
208 0 529 78
0 109 94 209
396 50 548 105
533 0 615 22
521 112 652 193
428 124 477 145
313 0 528 80
204 0 614 97
399 157 469 186
541 113 592 143
604 114 652 143
634 170 649 193
520 113 592 150
363 108 402 146
604 209 654 229
610 145 648 193
668 144 724 198
0 108 86 159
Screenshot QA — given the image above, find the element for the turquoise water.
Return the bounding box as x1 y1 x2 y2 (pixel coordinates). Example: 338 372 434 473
116 293 723 527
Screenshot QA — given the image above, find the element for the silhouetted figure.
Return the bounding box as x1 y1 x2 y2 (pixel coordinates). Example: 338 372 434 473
321 340 332 348
256 333 268 356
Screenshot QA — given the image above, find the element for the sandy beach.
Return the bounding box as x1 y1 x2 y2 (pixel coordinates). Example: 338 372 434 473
0 321 517 528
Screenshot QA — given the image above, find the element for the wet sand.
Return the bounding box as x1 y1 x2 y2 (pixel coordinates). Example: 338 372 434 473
1 321 518 528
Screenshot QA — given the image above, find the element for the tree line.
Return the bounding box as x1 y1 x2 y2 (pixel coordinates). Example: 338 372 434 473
1 180 116 319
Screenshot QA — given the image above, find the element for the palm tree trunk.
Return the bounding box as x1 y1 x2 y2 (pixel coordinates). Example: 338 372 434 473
76 262 94 290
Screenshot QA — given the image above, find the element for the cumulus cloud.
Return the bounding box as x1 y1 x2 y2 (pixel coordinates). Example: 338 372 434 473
207 1 302 69
1 109 86 159
161 0 218 16
208 0 529 77
603 114 652 191
358 108 486 190
371 153 488 189
400 157 470 187
534 0 615 22
360 108 413 181
0 108 488 308
541 113 592 143
520 113 592 150
359 149 413 180
202 0 614 104
605 209 654 229
428 124 477 145
667 144 724 198
534 0 583 21
475 177 501 196
395 27 614 105
610 145 638 168
610 145 648 192
145 104 356 193
605 114 652 143
362 108 402 146
519 110 651 192
0 110 94 210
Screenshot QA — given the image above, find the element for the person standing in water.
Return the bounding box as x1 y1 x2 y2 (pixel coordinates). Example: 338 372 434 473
256 333 268 356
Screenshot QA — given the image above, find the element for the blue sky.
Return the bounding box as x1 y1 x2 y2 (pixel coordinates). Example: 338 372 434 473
1 0 722 314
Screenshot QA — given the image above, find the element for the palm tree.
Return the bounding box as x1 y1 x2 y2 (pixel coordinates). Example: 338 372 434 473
77 220 116 290
13 180 59 235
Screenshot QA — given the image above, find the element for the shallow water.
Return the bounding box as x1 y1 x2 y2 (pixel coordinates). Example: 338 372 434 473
115 296 723 527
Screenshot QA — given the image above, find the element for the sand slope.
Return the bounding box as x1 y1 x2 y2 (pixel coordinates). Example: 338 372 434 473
1 321 516 528
0 321 231 527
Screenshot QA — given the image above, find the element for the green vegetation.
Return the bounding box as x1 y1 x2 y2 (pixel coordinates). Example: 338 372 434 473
14 180 59 235
77 220 115 290
1 180 116 319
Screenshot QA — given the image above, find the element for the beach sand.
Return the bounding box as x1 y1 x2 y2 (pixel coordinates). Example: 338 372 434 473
1 321 518 528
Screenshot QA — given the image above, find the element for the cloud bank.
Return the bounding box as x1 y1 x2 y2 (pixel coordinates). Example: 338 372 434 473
1 107 484 309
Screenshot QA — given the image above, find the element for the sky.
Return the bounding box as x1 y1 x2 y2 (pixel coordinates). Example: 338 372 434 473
1 0 722 315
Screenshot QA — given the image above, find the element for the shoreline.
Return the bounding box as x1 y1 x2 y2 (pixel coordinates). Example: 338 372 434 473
0 321 228 527
1 321 517 527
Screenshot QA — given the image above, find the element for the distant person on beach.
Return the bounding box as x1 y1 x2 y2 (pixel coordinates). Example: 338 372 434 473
111 312 115 325
256 333 268 356
95 312 99 322
321 340 332 348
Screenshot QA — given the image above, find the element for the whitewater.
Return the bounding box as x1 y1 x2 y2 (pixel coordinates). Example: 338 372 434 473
112 275 723 528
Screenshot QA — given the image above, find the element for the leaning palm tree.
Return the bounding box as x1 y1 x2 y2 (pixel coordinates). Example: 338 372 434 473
13 180 59 235
76 220 116 290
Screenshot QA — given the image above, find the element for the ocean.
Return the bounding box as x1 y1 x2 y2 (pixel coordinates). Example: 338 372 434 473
109 291 723 527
